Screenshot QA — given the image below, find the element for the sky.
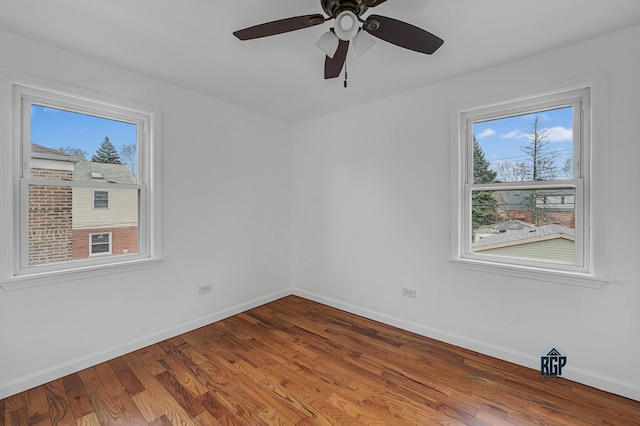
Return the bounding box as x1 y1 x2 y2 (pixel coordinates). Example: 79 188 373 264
30 104 137 159
473 106 573 180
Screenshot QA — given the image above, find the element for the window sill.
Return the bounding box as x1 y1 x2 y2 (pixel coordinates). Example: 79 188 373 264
0 257 163 291
449 258 610 288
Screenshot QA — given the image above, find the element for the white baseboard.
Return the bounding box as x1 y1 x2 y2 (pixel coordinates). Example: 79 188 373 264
0 288 291 400
293 289 640 402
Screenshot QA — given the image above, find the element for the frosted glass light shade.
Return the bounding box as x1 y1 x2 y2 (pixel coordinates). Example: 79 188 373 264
316 31 340 58
352 30 375 57
334 11 359 41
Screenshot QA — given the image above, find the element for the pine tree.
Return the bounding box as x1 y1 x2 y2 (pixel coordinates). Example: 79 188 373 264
472 138 499 229
91 137 122 164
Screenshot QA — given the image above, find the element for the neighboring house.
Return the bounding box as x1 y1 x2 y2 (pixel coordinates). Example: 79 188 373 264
472 223 576 263
29 144 78 265
29 144 138 262
473 219 537 243
72 161 138 259
494 189 575 228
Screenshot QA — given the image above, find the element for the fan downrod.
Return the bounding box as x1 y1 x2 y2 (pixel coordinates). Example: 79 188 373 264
321 0 369 19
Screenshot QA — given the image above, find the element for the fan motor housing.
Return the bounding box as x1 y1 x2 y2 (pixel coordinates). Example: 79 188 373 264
321 0 369 18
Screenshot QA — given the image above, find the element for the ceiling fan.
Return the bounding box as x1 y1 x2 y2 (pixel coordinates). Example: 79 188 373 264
233 0 444 80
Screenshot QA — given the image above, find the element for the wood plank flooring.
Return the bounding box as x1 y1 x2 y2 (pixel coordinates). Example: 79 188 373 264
2 295 639 425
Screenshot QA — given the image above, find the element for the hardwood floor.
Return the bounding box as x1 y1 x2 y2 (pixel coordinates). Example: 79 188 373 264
2 295 639 425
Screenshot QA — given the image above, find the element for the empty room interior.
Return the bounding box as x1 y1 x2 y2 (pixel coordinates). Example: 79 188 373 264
1 0 640 424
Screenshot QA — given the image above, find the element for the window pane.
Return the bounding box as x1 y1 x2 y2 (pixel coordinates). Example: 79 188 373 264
473 107 573 183
90 233 111 255
28 183 140 266
472 188 576 264
91 244 110 254
91 233 109 244
30 104 137 180
94 190 109 208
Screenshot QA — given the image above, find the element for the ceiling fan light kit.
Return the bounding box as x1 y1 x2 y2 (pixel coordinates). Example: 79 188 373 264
352 30 376 57
316 31 340 58
334 10 359 41
233 0 443 81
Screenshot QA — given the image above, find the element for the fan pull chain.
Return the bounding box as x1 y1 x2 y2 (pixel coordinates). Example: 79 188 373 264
344 60 348 88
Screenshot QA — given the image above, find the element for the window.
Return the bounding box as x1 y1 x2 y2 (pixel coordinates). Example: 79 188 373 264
0 76 161 289
90 233 112 255
93 190 109 208
452 84 607 286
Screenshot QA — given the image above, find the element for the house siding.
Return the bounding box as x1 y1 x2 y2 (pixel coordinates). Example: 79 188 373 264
476 238 575 263
72 187 138 229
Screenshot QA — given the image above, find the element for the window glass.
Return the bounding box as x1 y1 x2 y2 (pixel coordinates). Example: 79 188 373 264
94 190 109 208
469 106 577 265
23 100 142 268
471 187 576 264
30 104 137 179
473 107 574 183
90 233 111 255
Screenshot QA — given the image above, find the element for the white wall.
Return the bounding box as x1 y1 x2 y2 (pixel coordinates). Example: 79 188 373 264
0 30 293 397
290 25 640 400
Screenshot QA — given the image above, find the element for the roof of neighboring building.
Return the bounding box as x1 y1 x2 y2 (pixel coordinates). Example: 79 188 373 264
73 161 136 184
31 144 79 162
476 220 537 233
473 223 575 250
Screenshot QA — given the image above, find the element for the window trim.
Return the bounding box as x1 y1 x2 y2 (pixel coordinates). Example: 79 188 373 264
0 71 162 290
450 75 610 287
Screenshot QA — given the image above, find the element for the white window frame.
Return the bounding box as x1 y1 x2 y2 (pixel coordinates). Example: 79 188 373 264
89 232 112 256
0 72 162 290
93 190 109 209
450 77 609 288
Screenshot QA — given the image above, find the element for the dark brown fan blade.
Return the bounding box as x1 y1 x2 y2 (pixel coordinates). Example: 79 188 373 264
234 14 325 40
363 0 388 6
324 39 349 79
364 14 443 54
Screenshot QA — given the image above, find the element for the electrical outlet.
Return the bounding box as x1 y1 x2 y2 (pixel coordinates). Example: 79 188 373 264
402 288 417 298
198 284 212 295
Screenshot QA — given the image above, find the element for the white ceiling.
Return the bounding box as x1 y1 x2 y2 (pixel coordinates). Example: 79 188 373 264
2 0 640 123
